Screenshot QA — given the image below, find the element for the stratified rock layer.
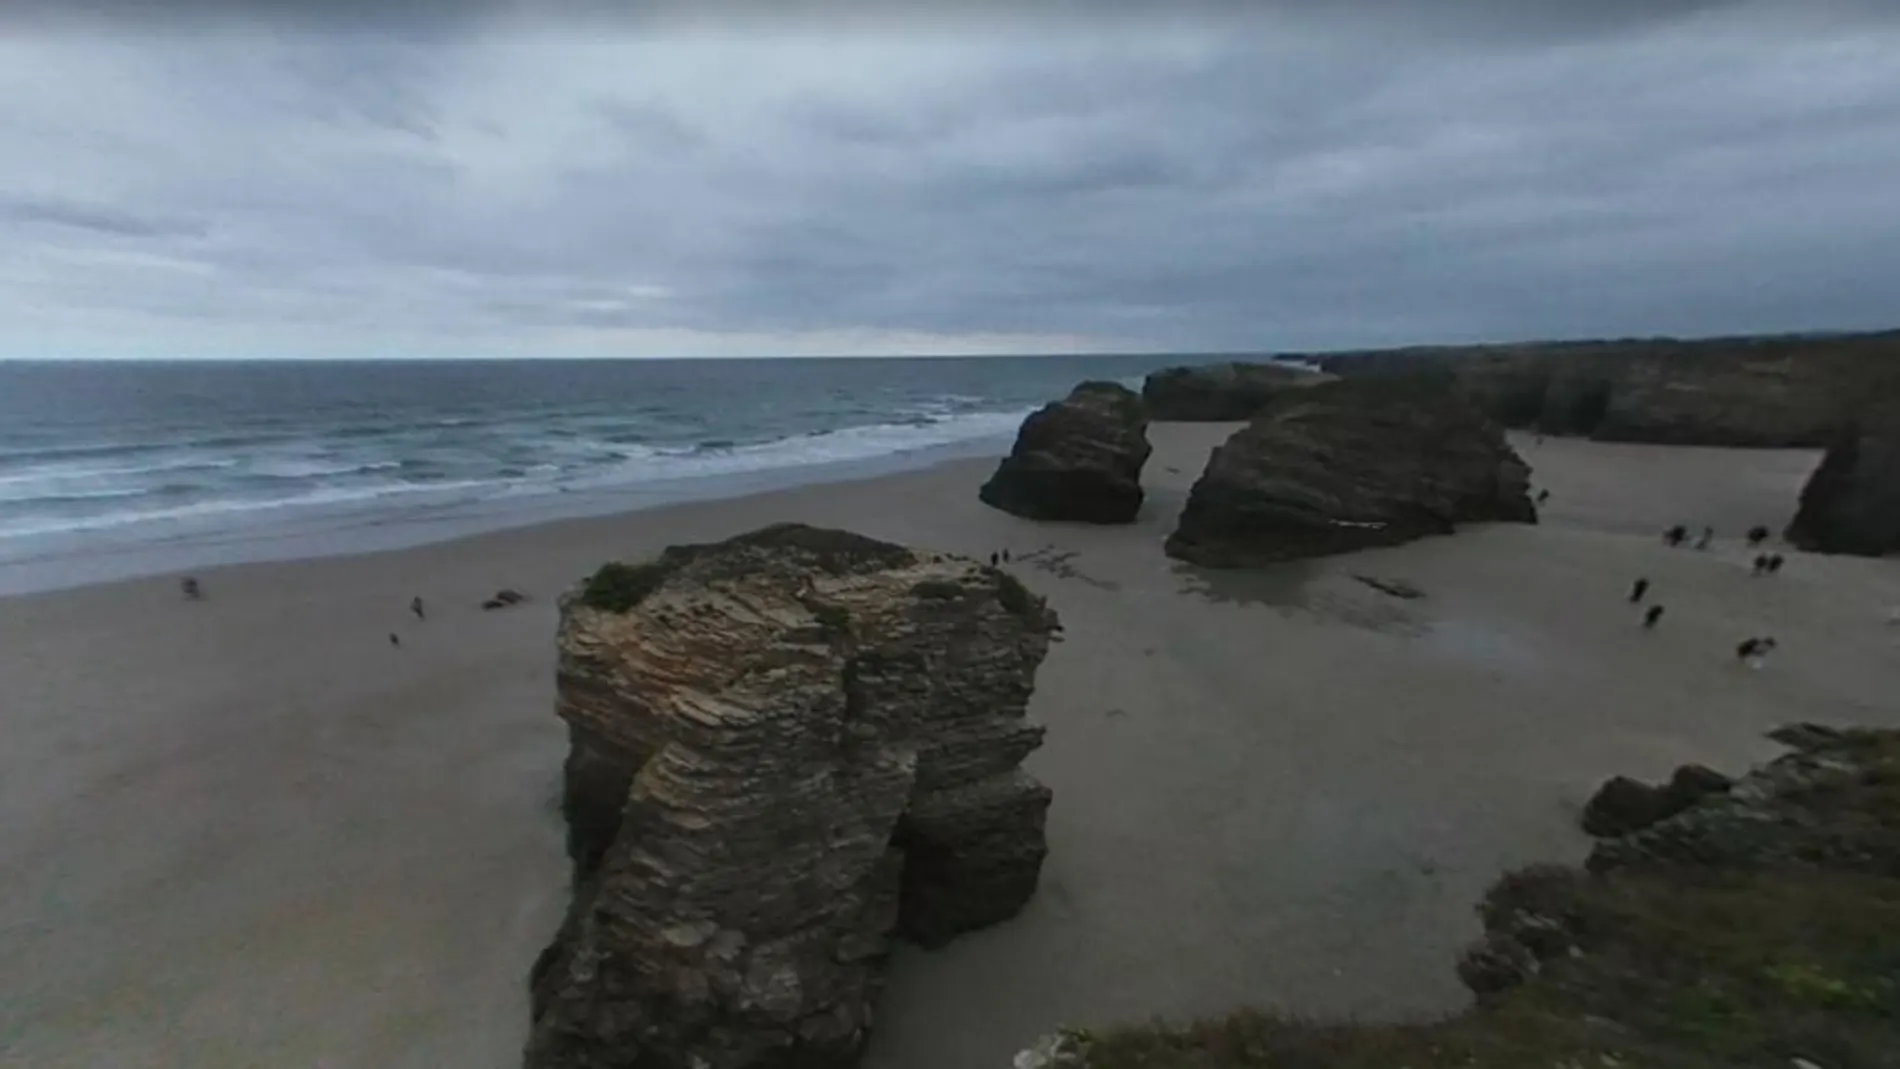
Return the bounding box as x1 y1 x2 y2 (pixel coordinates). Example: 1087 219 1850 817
526 523 1060 1069
1140 361 1333 421
979 381 1152 524
1165 375 1535 567
1785 418 1900 557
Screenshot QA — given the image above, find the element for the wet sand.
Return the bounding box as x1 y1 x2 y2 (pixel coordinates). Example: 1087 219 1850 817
4 427 1899 1068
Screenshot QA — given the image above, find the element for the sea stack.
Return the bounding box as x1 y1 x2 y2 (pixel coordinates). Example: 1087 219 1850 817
979 380 1152 524
525 523 1060 1069
1166 374 1536 567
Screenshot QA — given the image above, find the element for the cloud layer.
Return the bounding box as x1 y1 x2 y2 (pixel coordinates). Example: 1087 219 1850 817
3 2 1898 358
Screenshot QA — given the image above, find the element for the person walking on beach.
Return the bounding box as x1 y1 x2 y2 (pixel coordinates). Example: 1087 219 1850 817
180 576 202 601
1752 554 1770 577
411 595 426 621
1536 489 1551 505
1746 525 1770 548
989 552 999 566
1628 577 1650 603
1664 525 1687 547
1766 553 1786 574
389 632 402 648
1643 605 1665 629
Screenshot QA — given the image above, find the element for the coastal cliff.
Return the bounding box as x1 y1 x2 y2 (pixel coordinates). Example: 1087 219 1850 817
1141 328 1900 447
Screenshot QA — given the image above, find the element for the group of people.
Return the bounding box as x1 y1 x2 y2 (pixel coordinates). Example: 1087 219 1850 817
1632 522 1785 665
988 549 1012 567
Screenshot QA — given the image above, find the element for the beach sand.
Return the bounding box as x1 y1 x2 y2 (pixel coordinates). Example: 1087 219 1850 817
5 427 1899 1068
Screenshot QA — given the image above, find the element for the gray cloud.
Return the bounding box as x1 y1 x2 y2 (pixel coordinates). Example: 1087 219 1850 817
1 3 1899 358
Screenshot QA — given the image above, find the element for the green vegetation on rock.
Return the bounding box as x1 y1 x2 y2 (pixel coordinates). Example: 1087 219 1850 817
578 559 672 613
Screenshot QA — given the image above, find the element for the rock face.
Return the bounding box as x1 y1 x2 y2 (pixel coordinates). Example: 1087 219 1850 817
1165 375 1536 567
979 381 1152 524
1316 329 1900 447
1141 361 1332 421
526 523 1061 1069
1785 418 1900 556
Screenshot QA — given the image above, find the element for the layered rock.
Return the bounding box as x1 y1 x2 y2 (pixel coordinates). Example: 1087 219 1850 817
979 381 1152 524
526 523 1061 1069
1578 764 1732 838
1140 361 1332 421
1165 375 1536 567
1785 417 1900 556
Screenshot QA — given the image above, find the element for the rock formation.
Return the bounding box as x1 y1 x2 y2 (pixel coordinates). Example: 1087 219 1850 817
1165 375 1536 567
1578 764 1732 839
1785 417 1900 556
1140 361 1332 421
979 381 1152 524
525 523 1060 1069
1313 329 1900 447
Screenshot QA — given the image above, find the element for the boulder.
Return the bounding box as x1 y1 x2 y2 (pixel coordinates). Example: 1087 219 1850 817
978 381 1152 524
1141 361 1332 421
525 523 1061 1069
1786 418 1900 556
1165 375 1536 567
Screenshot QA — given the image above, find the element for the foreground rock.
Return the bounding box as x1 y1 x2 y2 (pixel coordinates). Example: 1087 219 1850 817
1578 764 1732 838
1785 418 1900 556
979 381 1152 524
1141 361 1332 421
1166 375 1535 567
527 523 1060 1069
1022 725 1900 1068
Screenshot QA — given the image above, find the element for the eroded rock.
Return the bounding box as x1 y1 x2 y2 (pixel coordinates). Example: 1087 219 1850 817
525 523 1060 1069
979 381 1152 524
1165 375 1536 567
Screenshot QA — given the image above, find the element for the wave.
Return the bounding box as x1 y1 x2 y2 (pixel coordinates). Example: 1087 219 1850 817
0 403 1033 545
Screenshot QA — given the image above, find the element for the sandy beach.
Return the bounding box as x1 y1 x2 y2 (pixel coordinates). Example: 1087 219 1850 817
5 425 1900 1069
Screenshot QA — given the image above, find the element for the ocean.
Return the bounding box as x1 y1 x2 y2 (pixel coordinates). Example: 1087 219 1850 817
0 356 1163 593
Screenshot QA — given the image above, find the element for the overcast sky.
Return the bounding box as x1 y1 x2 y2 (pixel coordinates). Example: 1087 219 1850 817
2 1 1897 359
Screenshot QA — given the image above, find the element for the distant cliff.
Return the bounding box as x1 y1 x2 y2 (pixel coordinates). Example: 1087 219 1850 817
1315 330 1900 447
1143 329 1900 447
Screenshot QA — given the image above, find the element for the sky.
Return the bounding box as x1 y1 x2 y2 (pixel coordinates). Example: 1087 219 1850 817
1 1 1898 359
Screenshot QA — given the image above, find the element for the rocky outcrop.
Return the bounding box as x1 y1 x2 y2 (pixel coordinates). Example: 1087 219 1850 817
1785 417 1900 556
1578 764 1732 838
1585 723 1900 876
526 523 1060 1069
1314 329 1900 447
1165 375 1535 567
979 381 1152 524
1141 361 1332 421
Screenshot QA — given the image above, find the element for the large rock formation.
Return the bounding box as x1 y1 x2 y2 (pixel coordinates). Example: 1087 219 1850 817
1141 361 1332 421
979 381 1152 524
1785 417 1900 556
1165 375 1536 567
526 523 1061 1069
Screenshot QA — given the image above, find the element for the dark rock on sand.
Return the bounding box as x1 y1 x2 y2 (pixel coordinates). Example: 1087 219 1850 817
1786 417 1900 556
1165 375 1535 567
1580 764 1732 838
1587 725 1900 875
1140 361 1333 421
481 588 529 610
979 381 1152 524
526 523 1060 1069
